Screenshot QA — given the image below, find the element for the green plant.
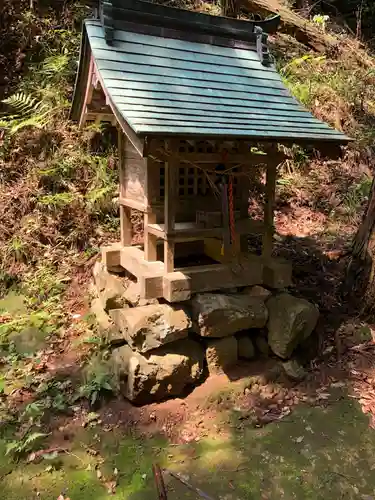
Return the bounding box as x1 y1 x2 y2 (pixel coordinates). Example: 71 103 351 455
22 401 46 423
37 192 77 211
22 265 68 309
312 14 329 31
0 92 53 134
6 431 47 459
77 356 117 406
0 310 54 344
343 176 373 215
7 236 30 263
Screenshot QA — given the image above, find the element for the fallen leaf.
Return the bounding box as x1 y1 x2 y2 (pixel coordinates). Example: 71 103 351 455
105 481 117 494
296 436 304 443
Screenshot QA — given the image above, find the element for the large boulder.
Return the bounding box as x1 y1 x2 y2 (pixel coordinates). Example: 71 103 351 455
93 262 127 311
206 336 238 374
282 359 307 382
242 286 272 301
192 293 268 338
90 297 121 344
112 339 204 403
267 293 319 359
110 304 191 353
237 335 255 360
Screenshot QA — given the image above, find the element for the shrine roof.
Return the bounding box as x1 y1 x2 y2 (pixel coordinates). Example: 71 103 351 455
71 0 351 146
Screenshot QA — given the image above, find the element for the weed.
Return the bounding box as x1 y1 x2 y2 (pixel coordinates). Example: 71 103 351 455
7 236 30 263
5 431 47 460
0 310 54 345
343 175 373 215
22 401 46 424
77 355 117 406
37 192 77 211
312 14 330 31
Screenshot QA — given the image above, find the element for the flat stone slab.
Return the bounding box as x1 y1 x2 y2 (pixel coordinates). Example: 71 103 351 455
192 293 268 338
110 304 191 353
112 339 204 403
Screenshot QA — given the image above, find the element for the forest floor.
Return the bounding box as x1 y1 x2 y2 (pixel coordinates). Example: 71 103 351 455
2 0 375 499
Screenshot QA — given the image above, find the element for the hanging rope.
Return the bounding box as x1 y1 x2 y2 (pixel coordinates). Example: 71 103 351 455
228 176 236 246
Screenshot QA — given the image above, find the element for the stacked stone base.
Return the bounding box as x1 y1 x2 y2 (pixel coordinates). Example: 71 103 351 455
91 262 319 405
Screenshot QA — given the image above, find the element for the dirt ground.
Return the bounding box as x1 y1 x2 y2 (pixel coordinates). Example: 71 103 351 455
2 366 375 500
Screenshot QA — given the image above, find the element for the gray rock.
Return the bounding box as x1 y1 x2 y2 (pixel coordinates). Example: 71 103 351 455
112 339 204 403
267 293 319 359
255 335 270 356
192 293 268 338
242 286 272 301
206 336 238 374
238 336 255 360
263 259 292 289
110 304 191 353
93 261 127 311
282 359 307 381
90 297 121 344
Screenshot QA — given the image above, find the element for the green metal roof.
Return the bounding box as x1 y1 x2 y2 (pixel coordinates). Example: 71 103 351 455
72 0 350 144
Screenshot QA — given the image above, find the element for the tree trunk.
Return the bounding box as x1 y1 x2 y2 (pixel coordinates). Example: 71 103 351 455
221 0 239 18
344 176 375 314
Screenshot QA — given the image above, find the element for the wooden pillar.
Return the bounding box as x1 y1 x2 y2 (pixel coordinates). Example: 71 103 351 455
144 212 157 261
164 142 177 273
118 128 132 246
120 206 132 246
262 161 277 259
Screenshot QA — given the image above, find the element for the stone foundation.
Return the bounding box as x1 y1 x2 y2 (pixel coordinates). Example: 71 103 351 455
91 262 319 404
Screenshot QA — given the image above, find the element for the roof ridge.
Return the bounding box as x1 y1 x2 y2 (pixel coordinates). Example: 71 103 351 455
98 0 281 46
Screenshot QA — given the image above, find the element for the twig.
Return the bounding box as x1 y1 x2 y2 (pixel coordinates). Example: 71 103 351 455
328 470 358 482
350 342 375 352
153 464 168 500
164 468 217 500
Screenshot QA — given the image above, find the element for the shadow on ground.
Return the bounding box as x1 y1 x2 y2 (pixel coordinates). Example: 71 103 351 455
1 388 375 499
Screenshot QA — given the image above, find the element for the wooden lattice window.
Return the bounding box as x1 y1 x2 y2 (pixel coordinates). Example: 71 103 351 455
158 164 239 199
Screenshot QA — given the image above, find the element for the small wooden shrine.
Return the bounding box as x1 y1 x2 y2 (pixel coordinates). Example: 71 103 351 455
71 0 350 302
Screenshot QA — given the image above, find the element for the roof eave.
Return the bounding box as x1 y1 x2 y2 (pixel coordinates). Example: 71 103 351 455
70 24 90 121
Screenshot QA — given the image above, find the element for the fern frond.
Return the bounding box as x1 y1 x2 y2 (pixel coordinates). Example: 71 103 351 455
1 92 53 134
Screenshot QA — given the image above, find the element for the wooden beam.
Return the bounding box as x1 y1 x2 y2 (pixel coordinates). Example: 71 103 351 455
92 60 144 156
86 112 116 124
120 246 164 278
147 219 264 241
101 242 123 272
262 161 277 259
150 152 269 166
78 58 94 128
163 254 264 302
119 196 149 212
